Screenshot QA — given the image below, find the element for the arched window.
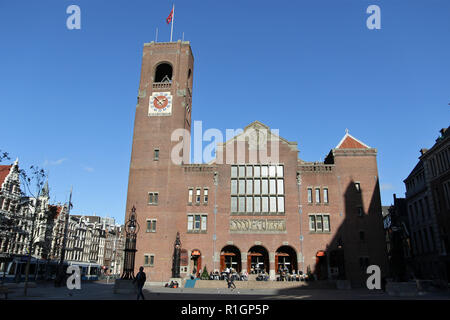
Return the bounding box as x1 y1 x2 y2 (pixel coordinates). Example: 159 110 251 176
154 63 173 83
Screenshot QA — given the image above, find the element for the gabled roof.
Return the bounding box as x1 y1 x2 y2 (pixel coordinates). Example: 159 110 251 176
335 131 370 149
0 165 13 188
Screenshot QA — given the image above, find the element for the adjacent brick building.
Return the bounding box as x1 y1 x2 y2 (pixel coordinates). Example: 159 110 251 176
124 41 388 287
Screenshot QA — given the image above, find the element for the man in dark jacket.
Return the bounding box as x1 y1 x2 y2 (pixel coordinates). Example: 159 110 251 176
134 266 146 300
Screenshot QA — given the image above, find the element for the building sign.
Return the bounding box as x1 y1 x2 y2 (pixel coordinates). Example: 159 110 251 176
229 219 286 233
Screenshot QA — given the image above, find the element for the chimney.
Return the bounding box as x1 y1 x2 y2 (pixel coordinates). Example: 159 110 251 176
440 128 447 136
420 148 428 156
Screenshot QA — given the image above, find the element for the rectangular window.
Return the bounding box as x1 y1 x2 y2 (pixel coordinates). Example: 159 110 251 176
154 149 159 160
150 255 154 266
262 179 268 194
254 197 261 213
188 216 194 230
239 166 245 177
201 216 207 230
195 215 201 230
231 197 238 213
254 179 260 194
246 180 253 194
262 197 269 213
323 188 329 204
203 189 209 204
309 216 316 231
323 215 330 232
231 180 238 195
358 206 364 217
231 166 238 178
269 165 276 177
277 179 284 194
270 179 276 194
148 192 159 205
307 188 313 203
238 197 245 213
316 215 323 231
270 196 277 213
355 182 361 192
196 189 201 203
188 189 193 203
276 165 284 177
261 166 268 177
146 220 156 232
254 166 261 177
187 214 207 232
315 188 321 203
246 197 253 213
277 196 284 213
246 166 253 177
239 180 245 195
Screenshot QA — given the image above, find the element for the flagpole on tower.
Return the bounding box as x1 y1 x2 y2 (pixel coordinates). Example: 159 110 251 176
170 4 175 42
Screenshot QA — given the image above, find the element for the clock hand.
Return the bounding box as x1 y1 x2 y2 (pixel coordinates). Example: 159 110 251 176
154 97 162 105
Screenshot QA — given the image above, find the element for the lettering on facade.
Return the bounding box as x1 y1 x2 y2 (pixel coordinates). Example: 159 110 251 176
229 219 286 233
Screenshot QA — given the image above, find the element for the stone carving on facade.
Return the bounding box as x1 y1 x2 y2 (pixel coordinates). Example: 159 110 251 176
229 219 286 233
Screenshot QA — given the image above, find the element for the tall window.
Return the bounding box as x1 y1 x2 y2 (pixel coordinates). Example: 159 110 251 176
203 189 209 204
323 188 329 204
187 214 207 232
148 192 158 205
154 148 159 161
230 164 284 215
144 254 155 266
146 220 157 233
315 188 321 203
307 188 313 203
196 189 201 204
188 189 193 204
355 182 361 192
309 214 330 233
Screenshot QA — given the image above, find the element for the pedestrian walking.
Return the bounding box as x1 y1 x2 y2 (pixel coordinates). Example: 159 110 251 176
134 266 146 300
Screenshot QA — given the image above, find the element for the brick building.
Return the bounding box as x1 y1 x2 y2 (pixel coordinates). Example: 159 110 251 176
124 41 388 287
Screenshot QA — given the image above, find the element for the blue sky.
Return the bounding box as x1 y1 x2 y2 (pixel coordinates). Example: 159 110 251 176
1 1 449 224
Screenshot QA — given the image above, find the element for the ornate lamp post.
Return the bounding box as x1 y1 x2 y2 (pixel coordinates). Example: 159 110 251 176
171 232 181 278
121 206 139 280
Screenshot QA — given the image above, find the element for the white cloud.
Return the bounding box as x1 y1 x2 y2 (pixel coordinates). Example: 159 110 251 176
381 183 394 191
43 158 68 166
83 166 94 173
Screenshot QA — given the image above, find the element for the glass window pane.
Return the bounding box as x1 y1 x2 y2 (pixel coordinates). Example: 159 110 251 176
261 166 268 177
277 179 284 194
239 180 245 195
247 180 253 194
201 216 207 230
308 189 312 203
246 197 253 212
315 188 320 203
323 215 330 231
254 179 260 194
309 216 315 231
270 179 276 194
277 196 284 213
316 215 323 231
239 197 245 212
254 166 260 177
188 216 193 230
262 179 268 194
270 196 277 212
262 197 269 212
239 166 245 177
269 165 276 177
254 197 261 212
277 165 284 177
188 189 193 202
246 166 253 177
231 166 237 178
324 188 328 203
231 197 237 212
231 180 237 194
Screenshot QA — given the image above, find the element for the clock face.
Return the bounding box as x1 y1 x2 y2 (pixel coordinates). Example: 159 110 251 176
149 92 172 116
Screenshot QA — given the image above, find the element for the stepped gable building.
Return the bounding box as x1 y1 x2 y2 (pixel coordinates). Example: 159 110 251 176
124 41 388 287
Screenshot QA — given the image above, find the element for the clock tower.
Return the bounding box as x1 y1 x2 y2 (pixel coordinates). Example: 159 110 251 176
125 41 194 268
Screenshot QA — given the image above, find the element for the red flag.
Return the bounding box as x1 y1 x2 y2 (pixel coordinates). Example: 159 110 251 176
166 8 173 24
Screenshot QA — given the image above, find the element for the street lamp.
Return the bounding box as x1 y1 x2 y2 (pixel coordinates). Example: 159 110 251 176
120 206 139 280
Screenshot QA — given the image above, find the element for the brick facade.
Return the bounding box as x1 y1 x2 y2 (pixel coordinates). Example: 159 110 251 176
125 41 388 287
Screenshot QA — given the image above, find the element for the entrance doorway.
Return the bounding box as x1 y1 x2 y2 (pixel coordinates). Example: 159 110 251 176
315 250 328 280
190 249 201 277
275 246 298 273
220 245 241 272
247 246 269 274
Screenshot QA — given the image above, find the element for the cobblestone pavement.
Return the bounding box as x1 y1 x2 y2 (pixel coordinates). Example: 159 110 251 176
3 282 450 300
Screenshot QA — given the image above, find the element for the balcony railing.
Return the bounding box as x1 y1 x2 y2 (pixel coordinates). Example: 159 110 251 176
152 82 171 90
